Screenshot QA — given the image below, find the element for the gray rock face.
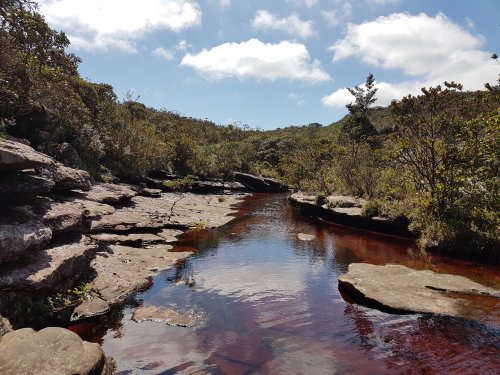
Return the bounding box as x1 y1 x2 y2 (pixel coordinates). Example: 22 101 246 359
82 183 136 205
41 164 93 192
0 220 52 264
0 316 12 338
0 173 55 203
0 139 55 171
338 263 500 319
0 237 98 292
0 327 114 375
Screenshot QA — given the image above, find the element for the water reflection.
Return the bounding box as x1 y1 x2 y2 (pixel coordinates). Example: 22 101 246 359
71 193 499 374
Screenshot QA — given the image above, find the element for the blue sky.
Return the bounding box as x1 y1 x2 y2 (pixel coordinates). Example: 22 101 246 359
37 0 499 130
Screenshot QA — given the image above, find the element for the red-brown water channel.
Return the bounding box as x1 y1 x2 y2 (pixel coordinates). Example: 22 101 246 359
70 193 500 374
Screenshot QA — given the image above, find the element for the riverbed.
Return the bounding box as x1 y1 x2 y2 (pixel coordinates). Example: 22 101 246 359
69 193 500 374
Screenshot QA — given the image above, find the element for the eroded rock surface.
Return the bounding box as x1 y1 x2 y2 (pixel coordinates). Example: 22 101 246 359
71 297 110 321
0 237 97 291
82 183 136 205
0 139 55 171
0 173 54 203
338 263 500 319
0 220 52 264
0 327 114 375
88 244 190 306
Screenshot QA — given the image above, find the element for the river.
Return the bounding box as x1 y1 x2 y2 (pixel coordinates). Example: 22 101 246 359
69 193 500 374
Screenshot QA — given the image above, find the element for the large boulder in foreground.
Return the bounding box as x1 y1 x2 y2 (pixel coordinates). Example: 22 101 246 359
0 327 114 375
338 263 500 320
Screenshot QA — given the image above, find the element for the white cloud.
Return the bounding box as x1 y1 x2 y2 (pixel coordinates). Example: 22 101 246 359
367 0 400 5
152 47 174 60
251 10 316 40
321 2 352 27
38 0 202 53
180 38 331 83
220 0 230 8
287 0 318 7
288 93 306 106
323 13 497 107
176 40 192 51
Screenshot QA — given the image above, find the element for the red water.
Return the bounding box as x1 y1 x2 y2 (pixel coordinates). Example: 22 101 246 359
69 193 500 374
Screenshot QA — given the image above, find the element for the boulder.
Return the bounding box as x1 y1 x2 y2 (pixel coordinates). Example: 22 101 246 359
41 164 93 192
0 327 114 375
0 139 55 172
0 220 52 264
0 316 12 338
0 237 98 292
0 173 54 204
338 263 500 319
82 183 136 205
234 172 287 192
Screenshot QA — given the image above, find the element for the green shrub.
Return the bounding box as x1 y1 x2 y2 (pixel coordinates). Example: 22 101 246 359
361 200 381 218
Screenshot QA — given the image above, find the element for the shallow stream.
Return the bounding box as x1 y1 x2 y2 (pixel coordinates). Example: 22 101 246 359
69 193 500 374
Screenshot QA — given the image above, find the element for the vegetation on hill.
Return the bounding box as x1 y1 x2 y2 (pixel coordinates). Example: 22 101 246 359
1 1 498 258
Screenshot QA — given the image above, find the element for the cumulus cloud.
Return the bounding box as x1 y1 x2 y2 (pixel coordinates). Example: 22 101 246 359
152 47 174 60
251 10 316 40
323 12 497 107
38 0 201 53
180 38 331 83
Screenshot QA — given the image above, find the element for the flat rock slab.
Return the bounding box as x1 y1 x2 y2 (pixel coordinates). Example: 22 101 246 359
0 173 54 204
132 306 199 327
89 244 191 306
89 233 165 246
0 327 112 375
0 139 55 172
338 263 500 319
0 237 97 292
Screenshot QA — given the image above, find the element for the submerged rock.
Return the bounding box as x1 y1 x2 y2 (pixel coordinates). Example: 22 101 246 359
297 233 316 241
0 327 114 375
131 306 199 327
338 263 500 319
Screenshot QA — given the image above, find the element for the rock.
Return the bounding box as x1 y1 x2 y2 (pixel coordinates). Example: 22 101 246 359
41 164 93 192
0 327 113 375
327 195 366 208
297 233 315 241
131 306 199 327
89 193 241 232
0 139 55 172
0 220 52 264
0 316 12 338
157 229 183 242
71 297 110 321
89 245 190 306
0 173 54 204
82 183 136 205
0 237 98 292
137 187 162 198
234 172 288 192
338 263 500 319
89 233 165 247
48 142 87 170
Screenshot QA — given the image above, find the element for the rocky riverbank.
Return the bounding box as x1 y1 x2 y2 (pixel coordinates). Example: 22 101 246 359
0 138 246 373
289 192 413 237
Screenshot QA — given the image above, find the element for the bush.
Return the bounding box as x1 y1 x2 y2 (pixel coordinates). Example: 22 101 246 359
361 200 381 218
316 194 327 206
